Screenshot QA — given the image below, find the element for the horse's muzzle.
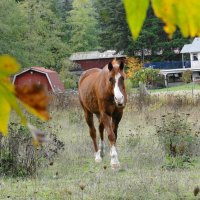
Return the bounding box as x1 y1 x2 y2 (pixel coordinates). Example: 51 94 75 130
114 96 124 106
116 103 125 108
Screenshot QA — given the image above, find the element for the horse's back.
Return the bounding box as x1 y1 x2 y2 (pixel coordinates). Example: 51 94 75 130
78 68 102 113
79 68 101 86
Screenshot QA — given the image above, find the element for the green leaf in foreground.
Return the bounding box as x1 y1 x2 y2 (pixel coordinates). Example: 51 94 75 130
123 0 149 40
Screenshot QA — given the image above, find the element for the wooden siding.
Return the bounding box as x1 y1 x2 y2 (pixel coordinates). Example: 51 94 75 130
75 58 125 70
14 70 51 91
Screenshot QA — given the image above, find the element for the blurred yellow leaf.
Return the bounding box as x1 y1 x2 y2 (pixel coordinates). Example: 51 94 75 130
152 0 200 37
124 0 149 40
0 93 11 136
0 55 20 77
124 0 200 39
0 54 50 137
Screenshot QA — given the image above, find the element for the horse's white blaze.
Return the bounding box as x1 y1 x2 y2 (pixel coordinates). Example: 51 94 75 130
95 150 102 163
114 73 124 104
110 145 120 168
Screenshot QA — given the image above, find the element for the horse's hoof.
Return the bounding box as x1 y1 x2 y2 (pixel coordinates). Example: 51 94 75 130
95 157 102 163
95 150 102 163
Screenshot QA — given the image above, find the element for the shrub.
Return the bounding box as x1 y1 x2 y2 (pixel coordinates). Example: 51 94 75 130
156 113 194 157
125 79 133 93
155 113 198 168
64 77 77 89
131 68 160 88
0 121 64 177
182 70 192 83
125 57 142 78
154 74 165 88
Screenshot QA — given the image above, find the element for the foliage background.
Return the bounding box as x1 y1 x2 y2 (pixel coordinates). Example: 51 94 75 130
0 0 192 73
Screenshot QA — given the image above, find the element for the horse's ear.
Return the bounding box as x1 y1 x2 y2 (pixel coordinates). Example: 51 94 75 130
108 62 113 71
119 61 124 70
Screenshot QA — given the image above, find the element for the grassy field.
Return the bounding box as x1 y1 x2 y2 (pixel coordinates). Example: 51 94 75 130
129 83 200 94
1 94 200 200
151 83 200 93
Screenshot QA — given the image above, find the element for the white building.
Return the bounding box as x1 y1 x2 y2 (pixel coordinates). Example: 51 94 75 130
180 37 200 81
160 37 200 86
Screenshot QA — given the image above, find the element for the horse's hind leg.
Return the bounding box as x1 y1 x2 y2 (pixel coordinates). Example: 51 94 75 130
84 110 102 163
99 122 105 157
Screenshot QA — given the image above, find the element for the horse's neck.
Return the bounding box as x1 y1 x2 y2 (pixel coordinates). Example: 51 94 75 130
97 71 113 99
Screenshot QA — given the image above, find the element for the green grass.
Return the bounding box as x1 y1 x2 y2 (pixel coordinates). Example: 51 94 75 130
150 83 200 93
1 101 200 199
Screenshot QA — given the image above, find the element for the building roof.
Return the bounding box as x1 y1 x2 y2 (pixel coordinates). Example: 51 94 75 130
13 67 65 93
160 68 200 75
69 50 126 61
181 37 200 53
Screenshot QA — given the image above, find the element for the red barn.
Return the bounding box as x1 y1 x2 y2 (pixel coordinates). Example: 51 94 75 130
70 50 126 71
13 67 65 93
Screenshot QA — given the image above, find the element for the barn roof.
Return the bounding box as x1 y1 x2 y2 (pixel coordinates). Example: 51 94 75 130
69 50 126 61
181 37 200 53
13 67 65 93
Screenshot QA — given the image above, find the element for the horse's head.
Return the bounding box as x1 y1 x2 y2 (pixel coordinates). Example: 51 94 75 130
107 60 127 108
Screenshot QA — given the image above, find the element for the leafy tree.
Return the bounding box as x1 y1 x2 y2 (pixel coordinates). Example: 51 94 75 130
20 0 69 71
66 0 99 52
0 0 69 71
125 57 142 78
131 68 160 87
0 0 29 67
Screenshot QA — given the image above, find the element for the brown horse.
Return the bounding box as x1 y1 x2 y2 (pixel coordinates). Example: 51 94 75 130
78 60 127 169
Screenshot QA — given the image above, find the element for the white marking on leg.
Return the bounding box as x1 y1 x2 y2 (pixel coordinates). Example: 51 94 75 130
95 150 102 163
110 145 120 169
114 73 124 104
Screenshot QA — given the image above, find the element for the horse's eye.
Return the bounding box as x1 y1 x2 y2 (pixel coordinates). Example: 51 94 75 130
109 77 115 84
121 77 124 81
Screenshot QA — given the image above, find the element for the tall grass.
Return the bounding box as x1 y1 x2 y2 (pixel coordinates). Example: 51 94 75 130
0 91 200 199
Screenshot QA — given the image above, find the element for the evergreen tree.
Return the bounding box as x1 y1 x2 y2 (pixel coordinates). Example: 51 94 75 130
95 0 130 52
127 7 191 61
66 0 99 52
21 0 69 70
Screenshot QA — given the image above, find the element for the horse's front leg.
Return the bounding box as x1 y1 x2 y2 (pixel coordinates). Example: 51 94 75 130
112 110 123 141
100 112 120 169
84 110 102 163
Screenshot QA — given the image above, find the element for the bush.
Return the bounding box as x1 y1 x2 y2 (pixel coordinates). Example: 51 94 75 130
154 74 165 88
155 113 200 169
0 121 64 177
182 70 192 83
125 79 133 93
131 68 160 88
156 113 194 157
64 77 77 89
